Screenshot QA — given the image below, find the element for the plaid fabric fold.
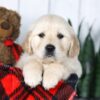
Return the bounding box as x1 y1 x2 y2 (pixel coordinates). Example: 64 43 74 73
0 64 78 100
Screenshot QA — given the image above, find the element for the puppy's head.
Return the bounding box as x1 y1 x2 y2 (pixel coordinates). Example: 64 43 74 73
23 15 80 63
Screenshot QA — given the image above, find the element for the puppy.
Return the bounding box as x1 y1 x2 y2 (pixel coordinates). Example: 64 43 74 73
16 15 82 90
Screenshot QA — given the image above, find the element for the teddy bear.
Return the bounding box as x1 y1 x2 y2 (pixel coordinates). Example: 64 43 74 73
0 7 22 65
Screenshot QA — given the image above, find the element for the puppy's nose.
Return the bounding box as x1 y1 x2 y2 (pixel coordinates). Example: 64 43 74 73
45 44 55 52
1 21 10 30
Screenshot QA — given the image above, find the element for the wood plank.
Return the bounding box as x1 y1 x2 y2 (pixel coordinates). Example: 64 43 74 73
50 0 80 33
18 0 48 43
0 0 18 11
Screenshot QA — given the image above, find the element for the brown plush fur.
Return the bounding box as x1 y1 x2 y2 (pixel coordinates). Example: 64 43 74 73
0 7 20 40
0 43 16 65
0 7 21 65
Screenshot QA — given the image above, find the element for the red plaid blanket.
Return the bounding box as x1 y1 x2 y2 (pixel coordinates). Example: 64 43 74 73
0 64 78 100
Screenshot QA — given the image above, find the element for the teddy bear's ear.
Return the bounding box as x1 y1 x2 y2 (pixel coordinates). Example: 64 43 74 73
22 31 33 55
8 10 21 40
0 7 10 19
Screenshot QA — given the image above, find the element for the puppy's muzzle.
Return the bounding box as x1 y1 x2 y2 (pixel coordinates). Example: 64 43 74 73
45 44 55 57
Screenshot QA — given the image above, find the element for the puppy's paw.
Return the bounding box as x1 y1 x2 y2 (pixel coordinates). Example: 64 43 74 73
43 74 59 90
43 63 64 90
23 65 42 88
24 72 42 88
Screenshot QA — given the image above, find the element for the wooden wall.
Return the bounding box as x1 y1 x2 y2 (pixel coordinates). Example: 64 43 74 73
0 0 99 51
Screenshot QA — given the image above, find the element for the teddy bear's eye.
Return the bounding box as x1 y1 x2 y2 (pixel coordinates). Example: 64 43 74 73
57 33 64 39
1 21 10 30
38 32 45 38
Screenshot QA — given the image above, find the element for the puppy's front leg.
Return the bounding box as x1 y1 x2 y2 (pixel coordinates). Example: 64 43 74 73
43 63 64 90
23 61 43 88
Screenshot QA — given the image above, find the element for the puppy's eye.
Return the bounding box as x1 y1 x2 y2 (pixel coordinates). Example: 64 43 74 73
38 32 45 38
57 33 64 39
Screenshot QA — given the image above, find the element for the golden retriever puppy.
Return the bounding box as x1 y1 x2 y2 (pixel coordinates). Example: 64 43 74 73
16 15 82 90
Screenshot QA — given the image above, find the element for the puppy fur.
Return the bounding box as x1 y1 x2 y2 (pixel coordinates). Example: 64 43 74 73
16 15 82 90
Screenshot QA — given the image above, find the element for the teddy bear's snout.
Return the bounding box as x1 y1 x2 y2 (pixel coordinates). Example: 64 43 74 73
1 21 10 30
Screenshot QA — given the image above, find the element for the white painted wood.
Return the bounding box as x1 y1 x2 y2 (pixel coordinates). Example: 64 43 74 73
79 0 100 51
0 0 99 49
0 0 18 11
18 0 49 43
49 0 80 33
80 0 100 25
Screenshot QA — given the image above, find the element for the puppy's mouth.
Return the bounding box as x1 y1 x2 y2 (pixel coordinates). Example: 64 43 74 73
45 52 55 57
42 52 56 64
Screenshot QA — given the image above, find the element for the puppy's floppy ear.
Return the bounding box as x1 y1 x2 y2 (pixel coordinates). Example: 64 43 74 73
22 31 33 54
67 34 80 57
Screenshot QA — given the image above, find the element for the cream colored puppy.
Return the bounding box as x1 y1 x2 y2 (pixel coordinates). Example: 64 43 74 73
16 15 82 90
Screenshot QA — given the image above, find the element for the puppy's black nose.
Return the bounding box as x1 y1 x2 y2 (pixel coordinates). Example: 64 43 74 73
45 44 55 52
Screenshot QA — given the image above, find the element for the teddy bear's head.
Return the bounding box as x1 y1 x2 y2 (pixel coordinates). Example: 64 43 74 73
0 7 20 41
